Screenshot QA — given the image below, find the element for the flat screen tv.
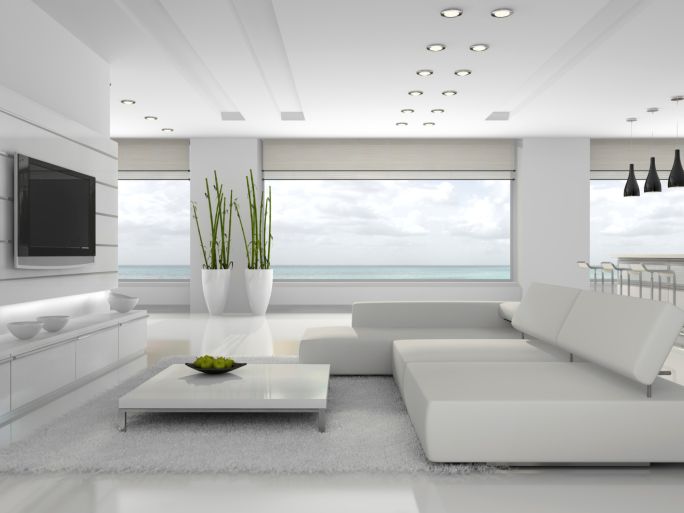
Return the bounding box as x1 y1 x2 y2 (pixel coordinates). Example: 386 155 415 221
14 154 96 268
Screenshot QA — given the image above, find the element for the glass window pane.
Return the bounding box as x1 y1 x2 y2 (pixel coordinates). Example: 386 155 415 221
590 179 684 262
266 179 511 280
118 180 190 280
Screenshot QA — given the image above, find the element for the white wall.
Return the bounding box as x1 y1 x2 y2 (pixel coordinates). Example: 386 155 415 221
515 138 590 292
0 0 116 310
189 138 262 313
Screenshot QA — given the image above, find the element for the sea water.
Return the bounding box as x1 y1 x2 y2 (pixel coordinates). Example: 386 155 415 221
118 265 511 281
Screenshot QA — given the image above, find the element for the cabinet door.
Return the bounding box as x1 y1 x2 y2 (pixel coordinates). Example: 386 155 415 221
11 341 76 410
75 326 118 379
0 357 10 416
118 317 147 359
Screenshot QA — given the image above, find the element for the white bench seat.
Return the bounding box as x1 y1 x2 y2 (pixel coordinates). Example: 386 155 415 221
403 361 684 463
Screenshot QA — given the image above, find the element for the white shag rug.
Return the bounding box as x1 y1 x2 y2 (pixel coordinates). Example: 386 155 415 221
0 356 492 475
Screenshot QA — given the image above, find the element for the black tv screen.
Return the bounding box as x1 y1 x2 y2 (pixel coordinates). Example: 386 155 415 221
15 154 95 268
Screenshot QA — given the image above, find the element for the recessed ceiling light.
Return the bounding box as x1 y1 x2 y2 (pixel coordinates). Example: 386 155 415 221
455 69 472 77
426 43 446 52
416 69 434 77
440 8 463 18
401 109 415 114
423 122 435 126
408 90 424 96
491 8 513 18
431 109 445 114
144 115 158 121
161 128 174 132
470 43 489 52
442 90 457 96
396 122 408 126
121 99 136 105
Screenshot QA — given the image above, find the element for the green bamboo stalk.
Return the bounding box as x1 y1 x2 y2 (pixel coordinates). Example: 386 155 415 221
192 201 209 269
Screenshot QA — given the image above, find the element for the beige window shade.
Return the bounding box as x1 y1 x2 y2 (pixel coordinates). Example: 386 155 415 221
591 138 682 177
262 139 516 176
116 138 190 171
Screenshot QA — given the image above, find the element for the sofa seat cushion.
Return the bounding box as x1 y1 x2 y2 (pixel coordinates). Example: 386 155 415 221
498 302 520 322
402 361 684 463
392 338 560 393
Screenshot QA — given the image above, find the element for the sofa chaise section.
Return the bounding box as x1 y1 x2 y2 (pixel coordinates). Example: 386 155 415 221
401 287 684 463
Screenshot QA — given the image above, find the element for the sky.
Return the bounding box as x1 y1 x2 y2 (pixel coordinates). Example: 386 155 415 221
266 179 511 266
590 179 684 263
118 180 190 266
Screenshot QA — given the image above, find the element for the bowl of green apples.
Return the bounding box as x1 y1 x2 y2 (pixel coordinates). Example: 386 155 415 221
185 355 246 374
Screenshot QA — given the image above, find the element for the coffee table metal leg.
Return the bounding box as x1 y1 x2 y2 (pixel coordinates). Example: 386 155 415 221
119 410 127 432
318 409 326 432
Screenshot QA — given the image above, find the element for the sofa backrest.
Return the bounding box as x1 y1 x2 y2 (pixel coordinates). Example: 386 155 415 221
351 301 510 330
511 283 580 344
556 291 684 385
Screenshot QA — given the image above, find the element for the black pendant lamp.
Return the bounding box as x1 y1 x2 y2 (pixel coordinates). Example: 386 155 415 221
624 164 640 196
624 118 640 197
668 96 684 188
644 107 662 193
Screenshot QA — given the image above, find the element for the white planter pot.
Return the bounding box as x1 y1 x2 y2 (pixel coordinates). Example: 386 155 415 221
201 269 232 315
245 269 273 315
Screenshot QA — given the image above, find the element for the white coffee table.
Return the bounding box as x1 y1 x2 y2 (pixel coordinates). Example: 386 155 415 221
118 363 331 432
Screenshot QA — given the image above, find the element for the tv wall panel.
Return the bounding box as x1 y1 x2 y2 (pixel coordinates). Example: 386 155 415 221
0 245 117 281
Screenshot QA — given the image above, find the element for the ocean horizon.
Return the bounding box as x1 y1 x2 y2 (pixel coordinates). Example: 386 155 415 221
118 265 511 281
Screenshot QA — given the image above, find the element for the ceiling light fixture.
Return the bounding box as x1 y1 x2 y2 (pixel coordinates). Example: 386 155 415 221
401 109 415 114
455 69 472 76
144 116 158 121
470 43 489 52
431 109 445 114
644 107 662 193
442 90 457 96
423 122 435 126
408 90 424 96
440 8 463 18
396 122 408 126
417 69 434 77
161 128 174 133
669 96 684 188
491 8 514 18
120 99 136 105
427 43 446 52
623 118 640 197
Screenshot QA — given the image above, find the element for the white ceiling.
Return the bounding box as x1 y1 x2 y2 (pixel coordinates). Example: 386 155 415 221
34 0 684 138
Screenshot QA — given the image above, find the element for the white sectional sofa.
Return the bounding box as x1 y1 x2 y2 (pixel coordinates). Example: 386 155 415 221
299 283 684 463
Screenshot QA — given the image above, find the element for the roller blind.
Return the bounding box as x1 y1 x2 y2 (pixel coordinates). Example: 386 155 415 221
116 138 190 171
591 138 682 179
262 139 516 179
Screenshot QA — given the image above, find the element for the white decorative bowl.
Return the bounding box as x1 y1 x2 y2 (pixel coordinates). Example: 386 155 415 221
108 292 139 313
37 315 70 333
7 321 43 340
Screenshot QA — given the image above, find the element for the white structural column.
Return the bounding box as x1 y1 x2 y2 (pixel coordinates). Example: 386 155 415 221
515 138 590 292
189 138 263 313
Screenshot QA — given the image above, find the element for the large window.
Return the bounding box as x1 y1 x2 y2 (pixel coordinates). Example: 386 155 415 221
118 180 190 280
266 179 511 280
590 179 684 263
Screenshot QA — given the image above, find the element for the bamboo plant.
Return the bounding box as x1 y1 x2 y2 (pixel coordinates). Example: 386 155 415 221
191 170 233 269
234 169 272 270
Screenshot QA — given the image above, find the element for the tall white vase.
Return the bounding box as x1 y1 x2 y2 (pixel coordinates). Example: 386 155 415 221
245 269 273 315
201 269 231 315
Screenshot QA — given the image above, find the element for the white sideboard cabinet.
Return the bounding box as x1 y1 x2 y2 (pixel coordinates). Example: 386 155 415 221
0 310 147 422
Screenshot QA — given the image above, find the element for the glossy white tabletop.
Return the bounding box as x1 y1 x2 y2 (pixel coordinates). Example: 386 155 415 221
118 364 330 410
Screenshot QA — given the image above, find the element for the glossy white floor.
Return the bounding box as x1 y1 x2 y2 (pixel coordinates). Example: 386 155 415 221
2 310 684 513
